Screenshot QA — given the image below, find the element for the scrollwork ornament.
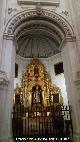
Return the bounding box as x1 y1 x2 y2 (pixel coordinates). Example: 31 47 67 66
14 59 63 107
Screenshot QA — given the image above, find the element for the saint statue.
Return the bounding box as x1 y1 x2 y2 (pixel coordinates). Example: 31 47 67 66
34 86 40 103
32 85 42 106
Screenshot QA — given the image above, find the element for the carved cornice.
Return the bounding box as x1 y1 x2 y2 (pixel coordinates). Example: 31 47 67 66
0 71 9 87
17 0 60 7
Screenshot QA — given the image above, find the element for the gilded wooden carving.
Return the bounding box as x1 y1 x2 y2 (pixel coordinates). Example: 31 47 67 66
14 58 63 107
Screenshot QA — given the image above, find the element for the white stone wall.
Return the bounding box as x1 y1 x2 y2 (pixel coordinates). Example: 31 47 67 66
63 0 80 61
14 53 68 105
0 0 3 27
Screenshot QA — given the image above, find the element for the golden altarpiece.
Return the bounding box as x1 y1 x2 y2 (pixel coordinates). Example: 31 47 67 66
14 58 63 110
13 59 64 137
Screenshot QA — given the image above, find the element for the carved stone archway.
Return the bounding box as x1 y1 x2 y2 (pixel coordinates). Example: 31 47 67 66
4 9 74 43
3 9 75 59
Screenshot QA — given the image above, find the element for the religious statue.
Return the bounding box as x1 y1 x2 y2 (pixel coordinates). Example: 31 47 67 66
32 85 42 106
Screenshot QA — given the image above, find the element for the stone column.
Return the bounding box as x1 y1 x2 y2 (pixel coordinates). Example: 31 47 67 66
0 0 8 68
62 38 80 142
0 34 16 142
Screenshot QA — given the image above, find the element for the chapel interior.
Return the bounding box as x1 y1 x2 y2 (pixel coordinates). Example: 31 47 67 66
0 0 80 142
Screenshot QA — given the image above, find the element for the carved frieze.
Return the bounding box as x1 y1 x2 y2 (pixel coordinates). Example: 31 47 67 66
4 9 74 39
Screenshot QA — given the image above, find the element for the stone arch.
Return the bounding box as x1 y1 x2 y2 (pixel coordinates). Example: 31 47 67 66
4 9 74 40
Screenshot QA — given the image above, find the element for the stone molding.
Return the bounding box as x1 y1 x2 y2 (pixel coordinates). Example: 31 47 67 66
3 9 75 57
61 36 76 51
4 9 74 38
3 33 14 40
0 70 9 87
17 0 60 7
15 20 62 45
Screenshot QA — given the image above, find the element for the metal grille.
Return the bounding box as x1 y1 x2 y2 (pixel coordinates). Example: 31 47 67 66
12 105 73 141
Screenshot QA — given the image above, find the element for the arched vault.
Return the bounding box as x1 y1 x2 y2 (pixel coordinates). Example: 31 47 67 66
4 9 75 58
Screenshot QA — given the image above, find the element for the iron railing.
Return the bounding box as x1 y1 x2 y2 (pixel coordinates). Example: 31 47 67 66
12 105 73 141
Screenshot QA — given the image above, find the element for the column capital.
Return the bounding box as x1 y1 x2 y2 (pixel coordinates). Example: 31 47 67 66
65 36 76 42
0 70 9 88
61 36 76 48
3 33 14 40
62 36 80 82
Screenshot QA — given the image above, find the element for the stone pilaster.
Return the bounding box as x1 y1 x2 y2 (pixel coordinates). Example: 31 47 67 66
0 34 15 142
62 38 80 142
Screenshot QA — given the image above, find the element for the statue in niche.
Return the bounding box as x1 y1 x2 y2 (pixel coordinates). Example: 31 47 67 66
32 85 42 106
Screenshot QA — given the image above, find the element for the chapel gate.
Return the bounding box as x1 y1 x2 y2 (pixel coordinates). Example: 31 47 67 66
12 104 73 142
